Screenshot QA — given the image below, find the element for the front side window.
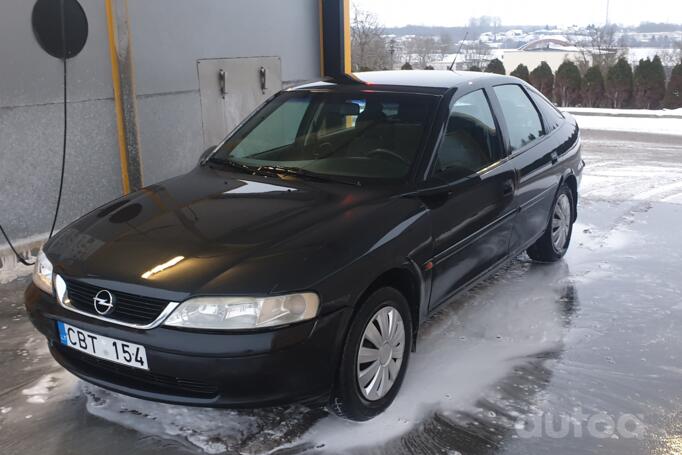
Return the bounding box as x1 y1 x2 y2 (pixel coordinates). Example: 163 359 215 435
493 84 545 151
434 89 502 177
212 91 438 181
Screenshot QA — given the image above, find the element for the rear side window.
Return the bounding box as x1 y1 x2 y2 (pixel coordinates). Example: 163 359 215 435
528 89 564 132
434 89 502 177
493 84 544 151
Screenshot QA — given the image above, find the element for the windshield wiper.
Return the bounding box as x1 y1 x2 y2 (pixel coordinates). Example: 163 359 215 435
257 165 361 186
207 157 268 175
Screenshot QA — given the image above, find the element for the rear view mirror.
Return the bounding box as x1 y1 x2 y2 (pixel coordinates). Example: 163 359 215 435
199 145 217 165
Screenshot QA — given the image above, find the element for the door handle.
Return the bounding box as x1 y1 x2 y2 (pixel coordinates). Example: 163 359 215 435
218 69 226 98
259 66 267 93
502 179 515 197
551 151 559 164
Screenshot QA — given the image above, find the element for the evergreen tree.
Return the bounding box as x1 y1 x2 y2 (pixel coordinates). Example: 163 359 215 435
485 58 506 75
634 56 666 109
401 62 413 70
664 63 682 109
510 63 530 82
530 61 554 100
554 60 582 107
468 65 482 72
582 66 605 107
605 57 633 108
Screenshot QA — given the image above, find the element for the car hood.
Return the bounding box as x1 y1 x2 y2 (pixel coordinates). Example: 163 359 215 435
46 166 417 298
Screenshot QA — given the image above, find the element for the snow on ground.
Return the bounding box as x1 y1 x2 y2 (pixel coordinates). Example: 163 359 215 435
564 107 682 117
572 114 682 136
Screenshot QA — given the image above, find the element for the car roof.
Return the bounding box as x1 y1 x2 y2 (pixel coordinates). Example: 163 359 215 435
291 70 517 93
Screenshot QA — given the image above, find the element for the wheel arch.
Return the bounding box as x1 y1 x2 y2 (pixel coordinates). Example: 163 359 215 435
353 263 425 351
561 171 579 222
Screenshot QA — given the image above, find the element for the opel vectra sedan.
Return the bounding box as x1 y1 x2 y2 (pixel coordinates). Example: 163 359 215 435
26 71 583 421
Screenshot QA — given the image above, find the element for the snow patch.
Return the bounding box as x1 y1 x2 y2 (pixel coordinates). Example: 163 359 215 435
21 372 79 404
83 384 320 454
305 261 572 452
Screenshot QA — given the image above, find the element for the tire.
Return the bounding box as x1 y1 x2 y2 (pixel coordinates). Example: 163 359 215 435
527 184 574 262
329 287 412 421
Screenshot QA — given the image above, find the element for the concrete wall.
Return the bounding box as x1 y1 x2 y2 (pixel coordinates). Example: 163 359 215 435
128 0 322 185
0 0 122 252
0 0 321 254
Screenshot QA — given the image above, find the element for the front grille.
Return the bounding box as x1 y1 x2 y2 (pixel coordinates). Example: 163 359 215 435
64 278 170 325
57 345 219 398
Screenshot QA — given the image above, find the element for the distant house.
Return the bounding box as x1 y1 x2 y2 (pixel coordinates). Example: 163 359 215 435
502 37 590 74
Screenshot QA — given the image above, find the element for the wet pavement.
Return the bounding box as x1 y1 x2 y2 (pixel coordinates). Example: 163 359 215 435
1 128 682 454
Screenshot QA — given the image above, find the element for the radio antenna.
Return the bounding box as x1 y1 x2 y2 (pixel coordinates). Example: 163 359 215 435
448 31 468 71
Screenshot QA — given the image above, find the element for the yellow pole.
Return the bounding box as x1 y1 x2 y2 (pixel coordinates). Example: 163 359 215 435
105 0 131 194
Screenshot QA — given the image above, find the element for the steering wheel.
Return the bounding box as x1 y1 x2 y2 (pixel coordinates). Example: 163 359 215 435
366 148 410 166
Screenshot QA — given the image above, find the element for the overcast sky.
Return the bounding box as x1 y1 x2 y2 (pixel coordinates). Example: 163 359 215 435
351 0 682 28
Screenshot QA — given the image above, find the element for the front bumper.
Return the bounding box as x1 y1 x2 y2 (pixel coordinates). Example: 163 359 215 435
25 283 349 407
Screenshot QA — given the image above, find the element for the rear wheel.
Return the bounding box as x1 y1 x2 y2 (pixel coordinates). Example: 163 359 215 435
527 184 574 262
329 287 412 421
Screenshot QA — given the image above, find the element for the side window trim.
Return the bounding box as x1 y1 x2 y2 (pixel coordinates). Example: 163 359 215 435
428 87 505 178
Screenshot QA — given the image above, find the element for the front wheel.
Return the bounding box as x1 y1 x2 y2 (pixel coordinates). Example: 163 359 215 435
329 287 412 421
527 184 574 262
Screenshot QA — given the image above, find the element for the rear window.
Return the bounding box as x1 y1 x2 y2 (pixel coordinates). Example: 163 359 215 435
493 84 544 151
528 89 564 132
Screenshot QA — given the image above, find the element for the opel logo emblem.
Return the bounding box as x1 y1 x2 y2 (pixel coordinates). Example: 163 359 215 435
93 290 115 316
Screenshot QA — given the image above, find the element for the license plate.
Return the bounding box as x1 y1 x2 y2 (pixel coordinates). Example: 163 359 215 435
57 321 148 370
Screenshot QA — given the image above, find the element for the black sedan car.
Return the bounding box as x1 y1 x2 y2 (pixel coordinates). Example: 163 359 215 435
26 70 583 421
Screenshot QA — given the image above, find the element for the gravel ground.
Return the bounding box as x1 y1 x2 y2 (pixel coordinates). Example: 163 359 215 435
1 129 681 455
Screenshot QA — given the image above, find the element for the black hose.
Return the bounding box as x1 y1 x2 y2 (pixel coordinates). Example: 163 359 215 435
0 0 68 267
49 0 68 239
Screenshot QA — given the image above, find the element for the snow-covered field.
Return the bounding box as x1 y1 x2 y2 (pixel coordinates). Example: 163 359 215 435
572 112 682 136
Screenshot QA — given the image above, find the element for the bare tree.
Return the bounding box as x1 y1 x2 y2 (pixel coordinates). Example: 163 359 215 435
460 41 492 70
406 36 438 68
439 33 454 59
575 24 624 74
351 7 390 71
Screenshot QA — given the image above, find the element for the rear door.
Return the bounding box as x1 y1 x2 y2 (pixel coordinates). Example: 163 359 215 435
490 84 561 254
427 88 517 310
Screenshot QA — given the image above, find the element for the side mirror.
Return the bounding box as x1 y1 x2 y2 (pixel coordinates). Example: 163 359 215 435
199 145 217 165
415 172 480 198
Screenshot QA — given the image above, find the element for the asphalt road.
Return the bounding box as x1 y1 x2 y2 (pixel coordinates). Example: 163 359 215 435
1 128 681 455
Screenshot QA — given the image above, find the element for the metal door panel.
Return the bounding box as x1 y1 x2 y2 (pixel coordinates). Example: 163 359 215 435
198 57 282 147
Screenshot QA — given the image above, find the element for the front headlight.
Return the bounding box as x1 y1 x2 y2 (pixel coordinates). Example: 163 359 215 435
32 249 53 295
163 293 319 330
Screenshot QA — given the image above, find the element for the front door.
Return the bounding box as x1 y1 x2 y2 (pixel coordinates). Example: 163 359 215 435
427 89 517 310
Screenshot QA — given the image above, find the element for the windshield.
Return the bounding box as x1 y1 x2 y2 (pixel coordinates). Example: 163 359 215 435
210 90 438 182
